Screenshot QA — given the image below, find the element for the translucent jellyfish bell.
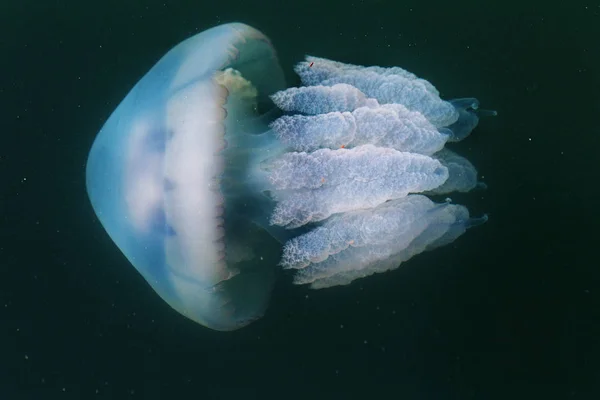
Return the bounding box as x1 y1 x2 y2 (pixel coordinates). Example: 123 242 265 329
86 23 494 331
86 24 287 331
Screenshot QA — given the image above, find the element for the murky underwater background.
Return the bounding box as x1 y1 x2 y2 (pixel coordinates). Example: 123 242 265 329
1 0 599 398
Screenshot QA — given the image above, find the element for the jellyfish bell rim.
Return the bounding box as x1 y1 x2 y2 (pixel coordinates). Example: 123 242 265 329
86 23 286 331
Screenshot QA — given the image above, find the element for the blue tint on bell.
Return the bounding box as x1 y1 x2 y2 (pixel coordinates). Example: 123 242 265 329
86 23 495 331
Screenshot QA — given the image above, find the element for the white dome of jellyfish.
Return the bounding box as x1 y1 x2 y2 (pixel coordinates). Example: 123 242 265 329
86 23 496 331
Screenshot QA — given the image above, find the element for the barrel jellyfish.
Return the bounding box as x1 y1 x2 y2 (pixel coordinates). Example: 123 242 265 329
86 22 496 331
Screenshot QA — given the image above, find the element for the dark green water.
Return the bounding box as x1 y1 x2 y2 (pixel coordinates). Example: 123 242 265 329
1 0 599 399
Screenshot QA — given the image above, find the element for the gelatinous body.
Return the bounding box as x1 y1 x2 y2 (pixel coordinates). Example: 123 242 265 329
86 23 494 331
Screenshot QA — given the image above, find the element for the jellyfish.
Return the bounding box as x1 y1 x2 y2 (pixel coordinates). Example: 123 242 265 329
86 22 495 331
